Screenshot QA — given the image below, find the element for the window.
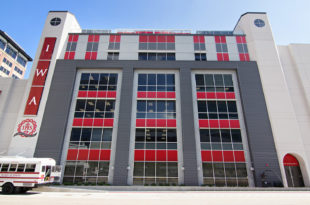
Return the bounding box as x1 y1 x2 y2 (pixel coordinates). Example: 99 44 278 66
3 57 12 67
63 72 119 185
107 52 119 60
50 17 61 26
14 66 23 75
85 35 99 60
254 19 265 27
194 73 249 187
215 36 229 61
17 55 27 67
108 35 121 50
193 36 206 51
1 163 9 172
133 72 179 185
9 164 17 172
139 35 175 50
65 35 79 60
0 38 6 50
195 53 207 61
138 53 175 61
25 164 36 172
236 36 249 61
5 45 17 59
12 74 19 79
17 164 25 172
0 66 10 75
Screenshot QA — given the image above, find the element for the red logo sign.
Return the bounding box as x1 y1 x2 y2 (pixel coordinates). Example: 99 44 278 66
14 119 37 138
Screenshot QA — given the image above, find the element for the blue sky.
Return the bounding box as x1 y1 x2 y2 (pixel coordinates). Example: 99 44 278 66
1 0 309 78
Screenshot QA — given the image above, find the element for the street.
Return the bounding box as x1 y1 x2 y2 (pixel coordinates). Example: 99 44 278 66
1 191 310 205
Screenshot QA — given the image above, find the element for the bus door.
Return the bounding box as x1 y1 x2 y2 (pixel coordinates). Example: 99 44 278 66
44 166 52 181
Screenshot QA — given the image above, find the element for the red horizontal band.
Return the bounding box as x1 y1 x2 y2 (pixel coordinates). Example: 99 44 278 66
136 119 176 128
199 119 240 128
134 150 178 162
196 92 235 99
78 91 117 98
67 149 111 161
0 172 39 174
0 176 43 179
201 150 245 162
13 181 38 184
137 91 176 99
72 118 114 127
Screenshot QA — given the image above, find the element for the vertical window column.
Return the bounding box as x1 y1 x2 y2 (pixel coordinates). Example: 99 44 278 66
85 35 99 60
132 73 179 185
215 36 229 61
63 73 119 185
236 36 250 61
108 35 121 50
65 35 79 60
194 73 249 187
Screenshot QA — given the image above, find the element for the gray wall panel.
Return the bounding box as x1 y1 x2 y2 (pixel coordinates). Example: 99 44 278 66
35 60 282 187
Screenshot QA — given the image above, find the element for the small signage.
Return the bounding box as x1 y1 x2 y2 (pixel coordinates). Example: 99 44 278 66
13 119 37 138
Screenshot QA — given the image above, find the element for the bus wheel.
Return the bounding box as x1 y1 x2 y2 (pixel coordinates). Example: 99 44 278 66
2 183 15 194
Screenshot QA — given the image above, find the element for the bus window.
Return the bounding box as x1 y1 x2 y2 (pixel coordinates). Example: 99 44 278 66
1 164 9 172
25 164 36 172
17 164 25 172
42 166 46 172
9 164 17 172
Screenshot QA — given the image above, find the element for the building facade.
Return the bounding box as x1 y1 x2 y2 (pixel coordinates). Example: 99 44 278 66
1 11 310 188
0 30 32 79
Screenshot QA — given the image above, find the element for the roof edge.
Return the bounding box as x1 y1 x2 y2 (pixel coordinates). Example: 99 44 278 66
233 12 267 32
0 30 32 61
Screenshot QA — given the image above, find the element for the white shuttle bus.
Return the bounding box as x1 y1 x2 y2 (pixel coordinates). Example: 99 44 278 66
0 157 61 194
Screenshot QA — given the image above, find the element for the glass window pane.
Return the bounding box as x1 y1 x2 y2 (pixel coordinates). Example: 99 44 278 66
167 101 175 112
75 100 86 112
105 101 115 112
134 162 144 176
200 129 210 142
145 162 155 177
167 129 177 142
148 74 156 85
86 100 96 111
138 74 147 85
139 53 147 60
236 163 247 177
166 74 175 85
157 129 167 142
168 162 178 177
213 163 225 177
227 101 237 113
214 74 224 86
91 128 102 141
203 163 213 177
217 101 227 113
137 101 146 112
195 74 205 86
146 129 156 142
98 162 109 176
157 101 166 112
99 74 109 84
102 129 112 141
205 74 214 86
81 128 92 141
70 128 81 141
207 101 217 113
225 163 236 177
109 74 118 85
80 73 90 84
167 53 175 61
231 130 242 142
147 101 156 112
135 129 145 141
210 129 221 142
64 162 76 176
157 74 165 85
86 162 99 176
156 162 166 177
197 101 207 112
221 129 231 142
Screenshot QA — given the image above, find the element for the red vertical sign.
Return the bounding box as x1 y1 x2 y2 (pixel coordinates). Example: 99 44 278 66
24 37 56 115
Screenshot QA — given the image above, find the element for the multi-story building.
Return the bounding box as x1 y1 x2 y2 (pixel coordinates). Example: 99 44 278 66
0 30 32 79
1 11 310 188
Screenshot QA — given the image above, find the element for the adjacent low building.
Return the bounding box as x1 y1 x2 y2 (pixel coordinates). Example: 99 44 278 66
1 11 310 188
0 30 32 79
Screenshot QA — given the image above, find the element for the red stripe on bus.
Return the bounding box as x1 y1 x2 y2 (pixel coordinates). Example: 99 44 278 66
0 177 43 179
0 172 39 174
13 181 38 184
